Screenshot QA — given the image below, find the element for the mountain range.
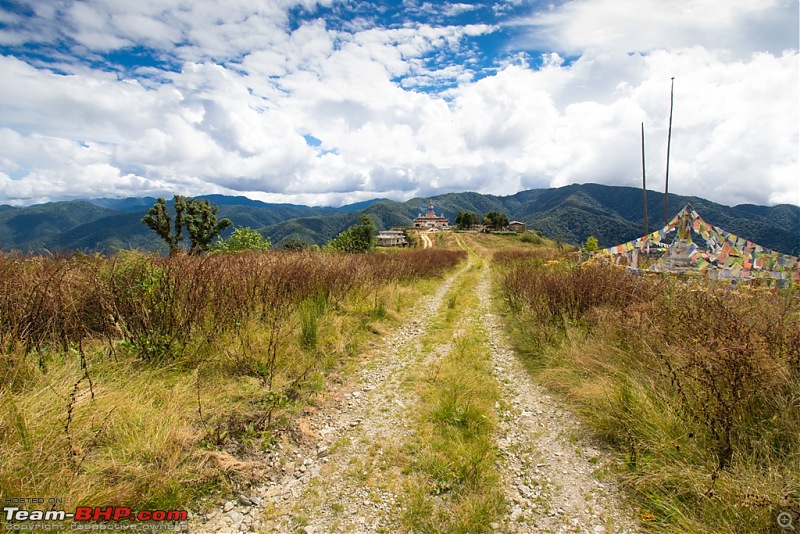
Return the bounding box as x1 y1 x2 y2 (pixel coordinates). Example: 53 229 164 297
1 184 798 255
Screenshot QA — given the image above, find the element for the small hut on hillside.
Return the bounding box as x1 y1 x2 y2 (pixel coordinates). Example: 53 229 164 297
508 221 526 233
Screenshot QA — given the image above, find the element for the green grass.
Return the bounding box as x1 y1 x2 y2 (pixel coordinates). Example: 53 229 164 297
0 348 223 509
398 256 506 533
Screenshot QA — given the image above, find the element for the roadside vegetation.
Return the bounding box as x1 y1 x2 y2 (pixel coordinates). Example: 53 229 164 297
0 248 464 511
495 249 800 533
454 230 565 255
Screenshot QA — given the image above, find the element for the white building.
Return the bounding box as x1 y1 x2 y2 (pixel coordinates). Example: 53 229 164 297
377 230 408 247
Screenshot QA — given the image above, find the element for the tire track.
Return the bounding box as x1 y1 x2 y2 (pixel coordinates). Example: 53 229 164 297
476 265 640 533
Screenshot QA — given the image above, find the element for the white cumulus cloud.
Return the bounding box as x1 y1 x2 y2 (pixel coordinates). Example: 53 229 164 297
0 0 796 207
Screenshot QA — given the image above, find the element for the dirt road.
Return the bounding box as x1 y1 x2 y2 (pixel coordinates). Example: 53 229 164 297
419 231 433 248
193 247 638 533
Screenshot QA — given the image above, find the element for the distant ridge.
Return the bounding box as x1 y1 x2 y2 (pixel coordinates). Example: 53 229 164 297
1 185 797 255
84 197 160 212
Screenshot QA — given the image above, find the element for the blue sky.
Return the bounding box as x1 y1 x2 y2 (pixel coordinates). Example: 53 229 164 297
0 0 798 207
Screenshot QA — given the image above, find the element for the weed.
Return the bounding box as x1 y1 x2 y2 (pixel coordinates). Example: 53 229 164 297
299 300 319 351
373 298 387 319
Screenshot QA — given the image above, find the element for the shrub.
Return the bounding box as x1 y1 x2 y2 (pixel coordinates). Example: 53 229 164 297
209 227 270 253
519 232 544 245
325 215 376 253
0 248 465 364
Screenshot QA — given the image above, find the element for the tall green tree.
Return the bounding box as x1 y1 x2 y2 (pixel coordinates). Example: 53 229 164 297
184 198 232 253
455 210 479 230
482 211 509 230
142 196 183 255
142 195 231 254
325 215 376 253
584 235 599 252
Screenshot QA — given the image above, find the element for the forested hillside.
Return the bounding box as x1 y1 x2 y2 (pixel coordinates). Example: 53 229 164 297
1 185 797 255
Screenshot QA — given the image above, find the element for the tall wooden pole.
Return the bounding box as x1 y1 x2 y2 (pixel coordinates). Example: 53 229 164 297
664 77 674 225
641 122 648 235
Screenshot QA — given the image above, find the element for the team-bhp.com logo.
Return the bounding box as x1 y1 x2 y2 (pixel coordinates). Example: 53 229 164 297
3 498 187 531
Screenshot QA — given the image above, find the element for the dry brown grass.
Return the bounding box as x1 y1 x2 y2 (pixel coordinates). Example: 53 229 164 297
497 255 800 533
0 248 465 510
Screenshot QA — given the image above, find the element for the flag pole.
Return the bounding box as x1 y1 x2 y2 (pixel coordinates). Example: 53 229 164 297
641 122 648 235
664 77 674 225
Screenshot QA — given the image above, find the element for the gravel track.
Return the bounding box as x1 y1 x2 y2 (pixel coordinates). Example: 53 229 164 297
477 267 639 533
191 256 639 533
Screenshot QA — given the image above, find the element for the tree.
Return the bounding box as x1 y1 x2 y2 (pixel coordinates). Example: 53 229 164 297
482 211 510 231
142 196 183 255
209 227 270 253
325 215 376 253
455 210 479 230
584 235 599 252
184 199 232 253
142 195 231 255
